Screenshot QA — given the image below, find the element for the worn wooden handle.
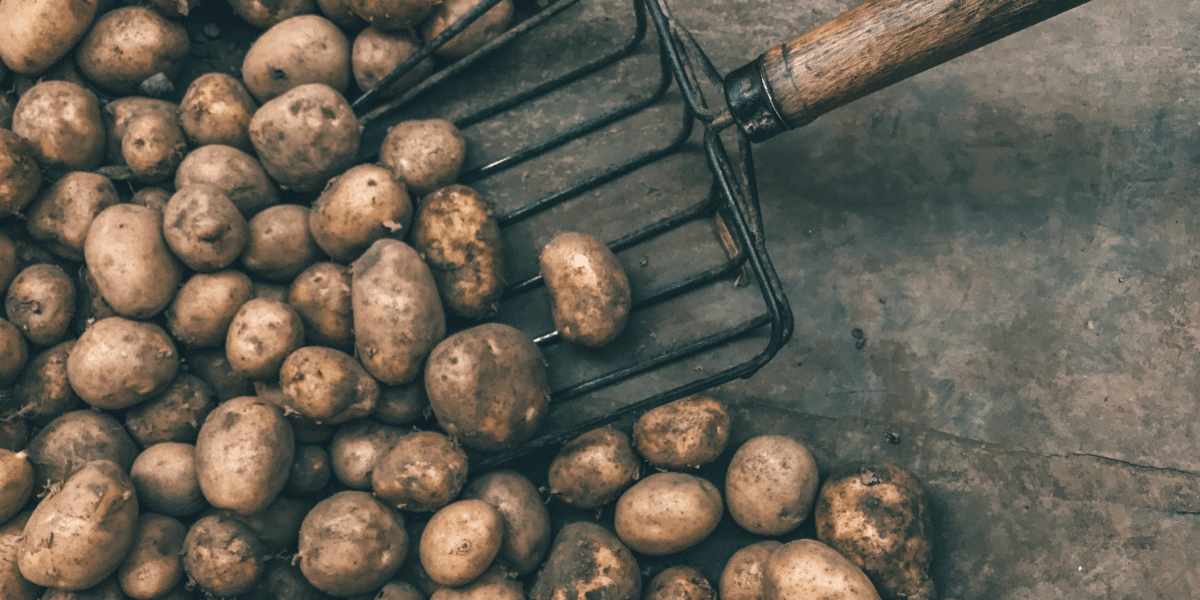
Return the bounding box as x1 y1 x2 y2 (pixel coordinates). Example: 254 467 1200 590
725 0 1092 141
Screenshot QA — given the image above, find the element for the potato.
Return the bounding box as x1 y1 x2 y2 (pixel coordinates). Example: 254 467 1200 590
116 513 187 600
242 204 323 282
763 539 881 600
249 83 359 193
251 279 292 303
411 185 504 320
189 350 254 402
725 435 819 536
430 566 522 600
419 499 502 587
124 375 215 447
288 262 353 350
329 418 404 489
379 119 466 197
174 144 280 218
19 460 138 590
166 270 253 348
67 317 179 410
0 130 41 219
299 490 408 596
131 187 172 214
461 470 550 575
102 97 178 168
529 521 641 600
310 163 412 263
0 233 17 294
719 541 782 600
4 263 73 347
613 472 722 556
644 566 715 600
280 346 380 424
372 430 467 512
539 232 632 347
352 239 445 385
122 113 188 184
182 514 267 598
225 298 305 380
228 0 316 29
178 73 258 151
347 0 436 30
286 444 331 497
84 204 183 319
130 442 207 517
24 172 117 261
0 449 32 525
0 0 97 74
0 512 41 600
41 576 125 600
75 6 189 96
251 560 330 600
0 319 26 388
195 396 295 514
356 580 425 600
9 341 79 425
0 419 27 453
25 409 137 488
205 495 309 554
163 185 249 272
11 81 105 171
242 15 351 103
632 394 730 470
352 27 433 98
420 0 513 59
815 463 935 600
424 323 548 452
374 380 428 425
547 427 640 510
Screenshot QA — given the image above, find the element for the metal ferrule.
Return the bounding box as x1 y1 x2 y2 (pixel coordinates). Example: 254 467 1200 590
723 57 789 143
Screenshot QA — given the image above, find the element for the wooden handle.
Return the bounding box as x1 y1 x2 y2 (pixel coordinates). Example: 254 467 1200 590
725 0 1092 141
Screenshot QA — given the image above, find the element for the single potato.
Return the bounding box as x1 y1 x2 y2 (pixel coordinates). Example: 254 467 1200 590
288 261 353 350
182 515 268 598
9 341 80 426
241 204 324 282
116 513 187 600
645 566 716 600
762 539 881 600
378 118 466 196
11 81 105 171
352 27 434 98
5 263 75 347
130 442 208 517
419 499 503 587
24 409 138 489
719 541 783 600
178 73 259 151
529 521 641 600
249 83 359 193
632 394 730 470
329 418 404 489
194 396 295 515
124 374 216 446
614 472 723 556
410 185 504 320
23 171 117 261
0 449 32 525
309 163 412 263
0 130 42 219
166 270 254 348
371 430 468 512
74 6 190 95
66 316 179 410
280 345 381 424
122 113 189 184
347 0 437 31
228 0 316 29
539 231 632 347
725 435 819 536
225 298 305 380
102 97 179 167
242 15 351 103
0 0 97 74
163 185 250 272
83 203 183 319
298 491 408 596
0 319 26 388
548 427 640 511
420 0 513 59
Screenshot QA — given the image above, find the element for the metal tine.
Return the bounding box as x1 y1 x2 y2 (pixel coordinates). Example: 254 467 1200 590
649 0 726 123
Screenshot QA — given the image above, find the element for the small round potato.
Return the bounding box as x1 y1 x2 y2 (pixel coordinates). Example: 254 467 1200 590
122 113 189 184
0 0 96 75
163 185 250 272
420 499 502 587
74 6 189 95
249 83 360 193
11 81 105 171
725 435 819 536
9 340 80 426
461 470 551 575
347 0 437 31
288 262 353 350
374 380 429 425
430 566 522 600
0 130 41 218
420 0 513 59
310 163 412 263
719 541 782 600
174 144 280 218
242 204 324 282
379 119 466 197
299 491 408 596
124 374 216 447
329 419 404 489
178 73 259 151
166 270 254 348
102 97 179 167
286 444 332 496
0 512 40 600
539 232 632 347
25 409 138 488
83 203 184 319
228 0 316 29
425 323 548 452
116 514 187 600
67 317 179 410
23 171 117 261
548 427 640 511
0 319 26 388
352 27 434 98
645 566 716 600
5 263 75 347
130 442 208 517
195 396 295 515
225 299 305 380
0 449 32 526
763 539 881 600
632 394 730 470
614 472 723 556
182 515 268 598
529 521 641 600
371 430 468 512
280 346 380 424
411 185 504 320
242 15 352 103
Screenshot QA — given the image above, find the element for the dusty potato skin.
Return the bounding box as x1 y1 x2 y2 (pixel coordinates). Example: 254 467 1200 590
430 567 522 600
371 430 468 512
75 6 189 95
0 130 41 219
281 346 380 424
461 470 551 575
420 0 513 59
0 0 97 74
130 442 208 517
9 340 80 426
379 119 466 197
83 203 183 319
204 495 309 555
352 27 433 98
613 472 723 556
815 463 936 600
194 396 295 515
249 83 360 193
225 298 305 380
0 512 41 600
419 499 502 587
424 323 548 452
348 0 437 31
102 97 178 168
182 514 268 598
252 559 330 600
548 428 640 511
299 491 408 596
529 521 641 600
540 232 631 347
188 349 254 402
19 460 139 591
763 539 881 600
131 187 172 214
411 185 504 319
632 394 730 470
122 113 188 184
725 435 819 536
174 144 280 218
24 409 138 489
11 81 105 171
352 239 445 385
5 263 74 347
178 73 258 151
242 15 352 103
645 566 716 600
0 233 17 294
288 262 353 350
0 319 25 388
117 513 187 600
166 270 254 348
0 449 32 525
24 171 117 261
124 374 216 447
329 418 404 489
163 185 249 272
286 444 331 497
67 316 179 410
719 541 782 600
241 204 323 282
229 0 316 29
310 163 412 263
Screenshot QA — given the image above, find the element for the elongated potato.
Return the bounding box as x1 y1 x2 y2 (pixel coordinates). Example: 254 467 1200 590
352 239 445 385
195 396 295 515
280 346 380 424
0 0 97 74
539 232 631 347
461 470 551 575
632 394 730 470
719 541 783 600
763 539 881 600
23 171 117 261
66 317 179 410
288 262 353 350
116 513 187 600
529 521 641 600
249 83 359 193
309 163 412 263
0 130 41 219
299 491 408 596
613 472 723 556
75 6 190 95
83 204 183 319
725 435 819 536
548 427 640 511
411 185 504 320
166 270 253 348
